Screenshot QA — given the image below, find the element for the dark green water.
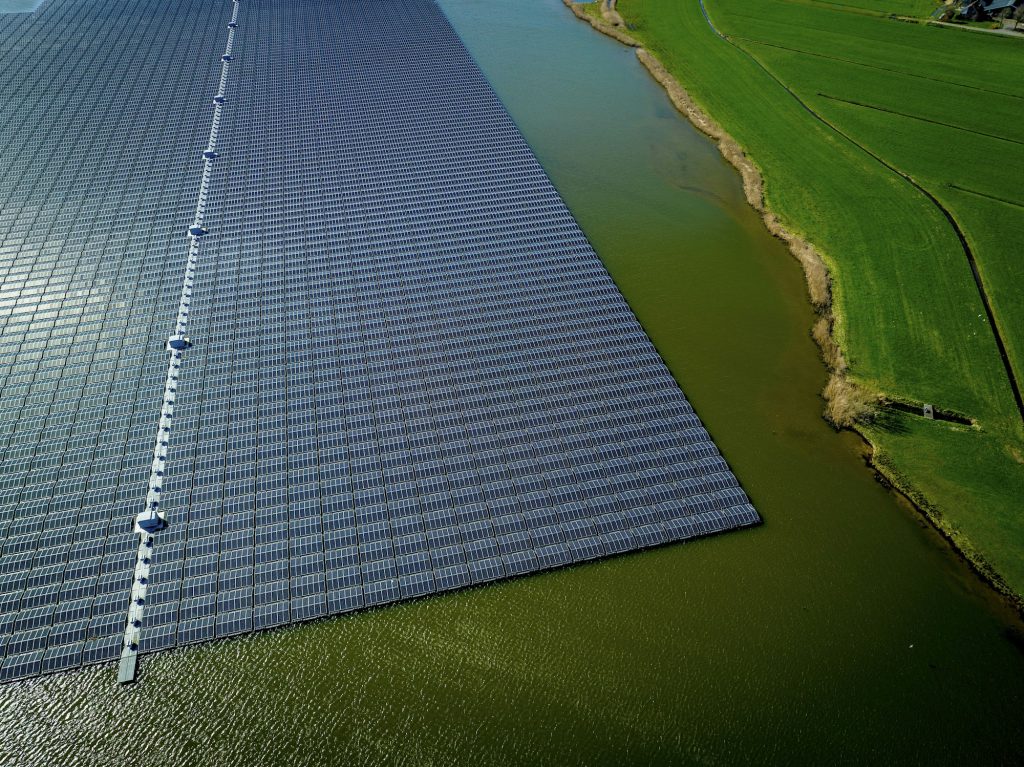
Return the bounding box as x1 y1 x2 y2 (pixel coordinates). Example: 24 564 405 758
2 0 1022 764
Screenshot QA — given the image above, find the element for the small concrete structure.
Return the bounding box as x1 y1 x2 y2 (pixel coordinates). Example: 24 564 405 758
167 335 192 351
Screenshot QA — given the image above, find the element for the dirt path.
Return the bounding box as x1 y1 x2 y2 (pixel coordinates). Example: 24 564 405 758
925 18 1024 38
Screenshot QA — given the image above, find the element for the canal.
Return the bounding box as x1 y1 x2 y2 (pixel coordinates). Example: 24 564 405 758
0 0 1022 764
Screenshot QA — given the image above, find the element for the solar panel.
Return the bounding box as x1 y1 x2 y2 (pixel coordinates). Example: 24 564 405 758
0 0 759 683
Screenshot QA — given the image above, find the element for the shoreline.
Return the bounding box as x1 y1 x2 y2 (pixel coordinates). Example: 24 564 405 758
561 0 1023 615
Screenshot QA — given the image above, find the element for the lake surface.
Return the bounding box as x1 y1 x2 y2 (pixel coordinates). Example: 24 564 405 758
1 0 1022 764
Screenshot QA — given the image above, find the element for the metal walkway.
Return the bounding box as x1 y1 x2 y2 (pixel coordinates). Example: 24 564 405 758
117 0 243 685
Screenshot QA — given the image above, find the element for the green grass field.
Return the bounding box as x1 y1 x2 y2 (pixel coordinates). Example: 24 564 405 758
611 0 1024 598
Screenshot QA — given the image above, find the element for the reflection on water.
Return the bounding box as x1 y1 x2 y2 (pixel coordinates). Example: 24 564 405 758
0 0 46 14
0 0 1022 764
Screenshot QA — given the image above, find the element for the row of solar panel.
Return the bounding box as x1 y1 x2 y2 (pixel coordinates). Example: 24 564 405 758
2 448 729 514
0 442 741 520
0 434 724 505
0 461 742 554
0 502 756 642
1 479 744 562
146 439 720 486
164 371 668 397
0 503 757 673
3 436 729 507
0 512 746 619
0 447 726 522
154 391 694 427
1 471 722 518
1 485 740 553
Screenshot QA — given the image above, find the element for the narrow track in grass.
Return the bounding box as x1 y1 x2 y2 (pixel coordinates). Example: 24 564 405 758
947 184 1024 210
696 0 1024 423
817 93 1024 147
806 0 875 11
730 36 1024 102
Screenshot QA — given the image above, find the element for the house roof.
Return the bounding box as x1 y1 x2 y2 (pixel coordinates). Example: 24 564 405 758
984 0 1019 11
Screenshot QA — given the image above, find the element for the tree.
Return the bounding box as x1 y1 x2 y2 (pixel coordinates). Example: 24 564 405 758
938 4 958 21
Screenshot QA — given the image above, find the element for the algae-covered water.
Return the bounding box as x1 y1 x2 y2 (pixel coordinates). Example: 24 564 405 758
1 0 1022 764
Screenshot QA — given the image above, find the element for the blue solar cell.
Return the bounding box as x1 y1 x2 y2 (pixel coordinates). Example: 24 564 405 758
41 642 83 674
502 551 539 576
399 572 435 598
291 595 326 621
364 580 401 606
178 618 216 646
327 588 363 615
139 625 176 653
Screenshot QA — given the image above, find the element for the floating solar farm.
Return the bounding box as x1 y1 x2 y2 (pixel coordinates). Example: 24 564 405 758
0 0 759 683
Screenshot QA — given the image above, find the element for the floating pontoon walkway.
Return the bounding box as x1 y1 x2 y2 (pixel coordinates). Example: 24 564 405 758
0 0 759 683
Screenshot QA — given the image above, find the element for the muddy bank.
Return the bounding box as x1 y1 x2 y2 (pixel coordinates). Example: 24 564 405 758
560 0 1023 613
564 0 638 47
560 0 863 427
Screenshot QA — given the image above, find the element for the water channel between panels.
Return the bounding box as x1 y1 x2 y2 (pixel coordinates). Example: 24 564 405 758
0 0 759 683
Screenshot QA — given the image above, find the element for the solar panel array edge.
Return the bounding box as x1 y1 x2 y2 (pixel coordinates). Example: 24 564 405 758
0 0 759 683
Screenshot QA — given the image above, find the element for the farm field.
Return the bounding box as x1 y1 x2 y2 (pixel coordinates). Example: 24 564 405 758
613 0 1024 597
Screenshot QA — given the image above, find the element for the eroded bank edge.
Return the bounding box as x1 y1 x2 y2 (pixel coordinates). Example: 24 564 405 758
560 0 1024 614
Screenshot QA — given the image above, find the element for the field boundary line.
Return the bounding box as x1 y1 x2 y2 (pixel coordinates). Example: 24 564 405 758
947 184 1024 210
731 36 1024 101
817 93 1024 147
698 0 1024 423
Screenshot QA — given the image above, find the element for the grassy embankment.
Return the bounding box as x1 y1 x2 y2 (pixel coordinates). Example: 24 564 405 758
571 0 1024 601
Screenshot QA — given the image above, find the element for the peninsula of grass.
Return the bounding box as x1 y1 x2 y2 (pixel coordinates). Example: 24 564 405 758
570 0 1024 601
